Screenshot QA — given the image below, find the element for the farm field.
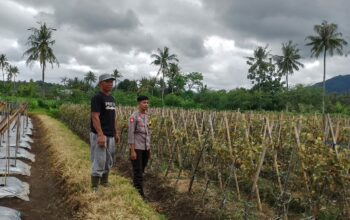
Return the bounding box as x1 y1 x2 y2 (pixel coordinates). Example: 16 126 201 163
1 101 349 219
0 102 161 220
1 1 350 219
59 104 350 219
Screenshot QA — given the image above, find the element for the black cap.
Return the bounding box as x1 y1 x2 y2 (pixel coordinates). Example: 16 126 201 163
137 95 149 102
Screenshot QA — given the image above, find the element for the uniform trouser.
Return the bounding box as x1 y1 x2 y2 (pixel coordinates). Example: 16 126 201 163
90 132 115 177
131 149 150 196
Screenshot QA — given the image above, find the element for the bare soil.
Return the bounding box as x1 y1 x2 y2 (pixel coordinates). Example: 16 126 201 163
0 116 72 220
115 157 215 220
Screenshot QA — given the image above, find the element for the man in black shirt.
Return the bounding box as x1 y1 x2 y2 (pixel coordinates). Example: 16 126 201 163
90 73 120 191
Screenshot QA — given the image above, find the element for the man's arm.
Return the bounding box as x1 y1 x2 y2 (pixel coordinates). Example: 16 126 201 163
128 116 137 160
91 112 106 147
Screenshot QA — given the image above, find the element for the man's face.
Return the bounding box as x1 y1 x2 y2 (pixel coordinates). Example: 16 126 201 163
139 100 149 111
99 79 114 93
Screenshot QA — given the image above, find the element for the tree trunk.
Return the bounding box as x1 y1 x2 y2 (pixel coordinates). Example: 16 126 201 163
322 48 327 116
2 69 4 86
42 64 45 97
161 70 165 106
286 71 289 112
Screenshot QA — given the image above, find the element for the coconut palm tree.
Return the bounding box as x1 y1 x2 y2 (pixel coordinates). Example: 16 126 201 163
246 45 273 91
0 54 8 86
151 47 178 105
274 41 304 90
60 76 68 86
6 65 19 91
306 21 347 115
149 76 157 96
168 63 180 93
23 22 59 97
84 71 97 88
112 68 122 89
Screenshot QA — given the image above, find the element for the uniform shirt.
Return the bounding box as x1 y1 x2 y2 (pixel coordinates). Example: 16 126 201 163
127 111 151 150
90 92 116 137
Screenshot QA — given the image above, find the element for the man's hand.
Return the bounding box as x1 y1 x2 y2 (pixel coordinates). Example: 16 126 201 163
147 150 151 159
114 133 120 144
130 149 137 160
97 134 106 148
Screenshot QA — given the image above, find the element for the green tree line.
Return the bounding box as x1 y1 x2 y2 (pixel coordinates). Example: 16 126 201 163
0 21 349 115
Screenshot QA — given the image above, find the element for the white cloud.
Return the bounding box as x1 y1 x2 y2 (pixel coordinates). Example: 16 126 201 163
304 60 320 70
61 57 94 73
178 0 203 8
201 36 253 89
5 0 39 16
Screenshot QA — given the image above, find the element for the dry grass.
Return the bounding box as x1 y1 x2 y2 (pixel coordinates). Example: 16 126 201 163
37 114 164 220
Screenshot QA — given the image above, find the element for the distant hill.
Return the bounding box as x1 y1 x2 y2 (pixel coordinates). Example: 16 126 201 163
313 75 350 94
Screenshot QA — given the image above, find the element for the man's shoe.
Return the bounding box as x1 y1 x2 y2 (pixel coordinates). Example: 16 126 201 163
91 176 100 191
100 172 109 187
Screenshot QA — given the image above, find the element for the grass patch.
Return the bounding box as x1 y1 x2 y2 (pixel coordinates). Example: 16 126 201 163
37 114 164 220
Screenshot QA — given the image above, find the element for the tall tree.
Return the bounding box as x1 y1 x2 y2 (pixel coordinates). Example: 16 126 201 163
23 22 59 96
84 71 97 88
274 41 304 90
117 79 138 92
60 76 68 86
138 77 152 94
172 73 187 94
0 54 8 86
186 72 203 92
151 47 178 105
112 68 122 89
149 76 158 96
6 65 19 90
167 63 180 93
246 46 280 92
306 21 347 115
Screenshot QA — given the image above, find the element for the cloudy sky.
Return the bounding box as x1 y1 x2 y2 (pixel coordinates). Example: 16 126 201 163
0 0 349 90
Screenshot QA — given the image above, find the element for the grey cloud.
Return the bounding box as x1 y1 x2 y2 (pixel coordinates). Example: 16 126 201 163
4 0 350 90
13 0 141 32
203 0 350 55
170 34 207 58
55 3 140 32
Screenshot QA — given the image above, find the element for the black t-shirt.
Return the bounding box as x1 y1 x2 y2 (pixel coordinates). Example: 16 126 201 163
90 92 116 137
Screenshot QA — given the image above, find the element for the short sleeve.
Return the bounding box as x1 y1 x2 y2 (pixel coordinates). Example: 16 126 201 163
91 95 101 113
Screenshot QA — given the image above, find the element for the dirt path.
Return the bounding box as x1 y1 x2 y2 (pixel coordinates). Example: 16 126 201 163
0 116 71 220
115 157 213 220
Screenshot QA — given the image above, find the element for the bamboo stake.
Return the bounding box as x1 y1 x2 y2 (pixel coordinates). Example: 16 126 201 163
171 112 182 167
294 123 312 210
224 113 241 200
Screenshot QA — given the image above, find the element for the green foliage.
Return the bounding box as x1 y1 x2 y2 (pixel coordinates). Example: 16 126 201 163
117 79 138 92
318 208 342 220
164 94 184 107
247 45 283 93
58 104 350 219
186 72 203 91
113 90 138 106
151 46 179 104
17 81 38 97
274 41 304 90
306 20 348 114
23 22 59 97
148 96 163 108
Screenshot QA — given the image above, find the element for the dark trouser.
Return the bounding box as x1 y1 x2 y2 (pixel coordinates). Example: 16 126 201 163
131 149 149 197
